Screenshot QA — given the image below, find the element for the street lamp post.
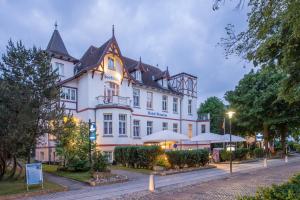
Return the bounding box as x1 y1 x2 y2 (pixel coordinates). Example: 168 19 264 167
226 111 235 175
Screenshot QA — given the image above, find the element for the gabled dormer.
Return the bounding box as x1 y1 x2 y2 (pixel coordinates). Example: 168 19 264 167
155 67 170 88
129 57 145 83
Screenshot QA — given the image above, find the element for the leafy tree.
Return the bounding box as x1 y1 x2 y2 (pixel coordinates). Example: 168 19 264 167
221 0 300 104
0 40 63 178
198 97 225 133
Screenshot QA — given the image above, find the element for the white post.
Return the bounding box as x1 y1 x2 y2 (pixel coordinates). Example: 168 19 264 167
285 155 288 163
149 174 155 192
264 158 267 167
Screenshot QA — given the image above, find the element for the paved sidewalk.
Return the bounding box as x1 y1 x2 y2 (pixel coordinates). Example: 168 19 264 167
44 173 86 190
27 156 300 200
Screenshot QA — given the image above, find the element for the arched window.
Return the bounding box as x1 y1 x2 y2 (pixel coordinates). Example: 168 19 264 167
104 82 119 103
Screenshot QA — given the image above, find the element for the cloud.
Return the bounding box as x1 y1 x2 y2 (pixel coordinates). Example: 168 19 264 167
0 0 251 105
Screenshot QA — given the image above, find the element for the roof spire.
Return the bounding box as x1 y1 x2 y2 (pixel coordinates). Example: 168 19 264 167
139 56 142 63
54 21 58 30
112 24 115 37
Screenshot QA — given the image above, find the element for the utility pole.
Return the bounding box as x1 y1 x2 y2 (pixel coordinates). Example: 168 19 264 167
88 119 92 165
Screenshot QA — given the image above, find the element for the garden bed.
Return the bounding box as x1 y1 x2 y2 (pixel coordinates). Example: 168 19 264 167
217 158 260 164
153 165 216 176
88 172 128 186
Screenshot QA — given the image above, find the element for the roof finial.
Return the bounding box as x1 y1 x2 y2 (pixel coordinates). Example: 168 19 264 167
139 56 142 63
54 21 58 30
112 24 115 37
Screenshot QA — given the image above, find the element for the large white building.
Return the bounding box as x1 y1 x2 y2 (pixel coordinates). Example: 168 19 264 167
35 26 210 162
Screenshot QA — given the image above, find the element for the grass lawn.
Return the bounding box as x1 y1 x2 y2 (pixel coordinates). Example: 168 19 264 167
43 164 91 183
110 165 153 174
0 178 63 196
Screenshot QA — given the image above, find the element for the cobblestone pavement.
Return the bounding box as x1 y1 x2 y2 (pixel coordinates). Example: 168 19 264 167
117 160 300 200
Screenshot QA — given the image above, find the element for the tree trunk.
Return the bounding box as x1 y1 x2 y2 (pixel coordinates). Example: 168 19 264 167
27 148 31 164
279 124 288 157
263 123 269 157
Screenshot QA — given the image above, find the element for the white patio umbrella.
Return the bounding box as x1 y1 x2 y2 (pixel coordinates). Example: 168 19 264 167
222 134 246 142
191 132 224 143
142 130 190 143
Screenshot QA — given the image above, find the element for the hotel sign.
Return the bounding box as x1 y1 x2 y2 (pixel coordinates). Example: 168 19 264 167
148 111 167 117
104 74 114 80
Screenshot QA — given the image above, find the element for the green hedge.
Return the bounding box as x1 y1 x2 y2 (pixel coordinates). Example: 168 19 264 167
165 149 209 169
235 148 249 160
253 148 264 158
238 173 300 200
294 144 300 153
220 150 234 161
114 146 163 169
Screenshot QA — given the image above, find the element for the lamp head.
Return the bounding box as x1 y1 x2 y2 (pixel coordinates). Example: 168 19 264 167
226 111 235 119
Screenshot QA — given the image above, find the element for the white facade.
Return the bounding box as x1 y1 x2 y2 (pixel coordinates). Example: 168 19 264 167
35 29 210 162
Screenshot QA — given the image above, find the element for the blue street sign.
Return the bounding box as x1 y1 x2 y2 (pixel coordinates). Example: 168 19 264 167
89 122 96 141
256 133 263 142
26 163 43 190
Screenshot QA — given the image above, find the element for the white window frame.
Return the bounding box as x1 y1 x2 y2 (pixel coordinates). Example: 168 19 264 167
173 97 178 113
201 124 206 133
173 123 178 133
55 62 64 76
162 95 168 112
147 92 153 109
133 120 140 137
135 71 142 81
61 87 76 101
133 89 140 107
103 151 113 162
104 114 113 135
188 99 192 115
147 121 153 135
119 114 127 136
162 122 168 131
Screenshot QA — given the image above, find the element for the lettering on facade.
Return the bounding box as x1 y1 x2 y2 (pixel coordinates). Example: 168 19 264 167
104 74 114 80
147 111 167 117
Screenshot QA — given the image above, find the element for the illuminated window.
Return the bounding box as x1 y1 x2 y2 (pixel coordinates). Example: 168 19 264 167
188 124 193 138
108 57 115 70
162 95 168 112
147 92 153 109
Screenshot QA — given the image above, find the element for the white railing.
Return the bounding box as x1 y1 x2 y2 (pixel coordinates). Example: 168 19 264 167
96 95 131 107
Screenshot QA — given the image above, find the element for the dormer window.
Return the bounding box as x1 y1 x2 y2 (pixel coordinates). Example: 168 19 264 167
108 57 115 70
160 78 168 88
131 70 142 82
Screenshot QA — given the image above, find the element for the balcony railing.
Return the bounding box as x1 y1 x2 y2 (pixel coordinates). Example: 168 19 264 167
96 95 131 107
198 113 210 121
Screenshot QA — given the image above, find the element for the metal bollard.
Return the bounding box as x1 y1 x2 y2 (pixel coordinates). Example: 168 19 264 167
263 158 267 168
285 155 288 163
149 174 155 192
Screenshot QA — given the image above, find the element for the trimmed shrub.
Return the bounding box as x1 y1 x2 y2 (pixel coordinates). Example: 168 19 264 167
66 156 89 172
155 154 171 169
253 148 264 158
114 146 163 169
294 144 300 153
238 173 300 200
235 148 249 160
220 150 234 161
165 149 209 169
92 151 108 172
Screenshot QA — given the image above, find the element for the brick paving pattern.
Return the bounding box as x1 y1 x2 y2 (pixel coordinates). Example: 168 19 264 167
118 161 300 200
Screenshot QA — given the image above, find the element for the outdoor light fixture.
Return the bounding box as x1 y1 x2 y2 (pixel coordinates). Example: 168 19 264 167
226 110 235 175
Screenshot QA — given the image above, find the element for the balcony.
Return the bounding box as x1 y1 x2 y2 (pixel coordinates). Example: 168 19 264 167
198 113 210 121
96 95 132 109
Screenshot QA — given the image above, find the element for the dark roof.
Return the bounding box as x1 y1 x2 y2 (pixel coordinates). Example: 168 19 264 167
46 29 78 62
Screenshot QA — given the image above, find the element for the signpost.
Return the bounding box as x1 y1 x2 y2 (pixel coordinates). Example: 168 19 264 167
89 119 96 165
25 163 43 191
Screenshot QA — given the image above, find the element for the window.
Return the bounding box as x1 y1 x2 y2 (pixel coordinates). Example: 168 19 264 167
188 99 192 115
162 95 168 112
40 152 44 161
201 124 206 133
133 71 142 81
104 82 119 103
187 79 193 92
147 92 153 109
104 114 113 135
133 120 140 137
61 87 76 101
55 62 64 76
173 123 178 133
147 121 153 135
119 114 127 135
103 151 113 162
133 89 140 107
173 98 178 113
108 57 115 70
188 124 193 138
162 122 168 130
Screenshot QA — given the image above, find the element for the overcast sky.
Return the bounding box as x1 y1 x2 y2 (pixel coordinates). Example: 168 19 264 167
0 0 251 104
